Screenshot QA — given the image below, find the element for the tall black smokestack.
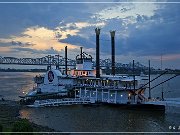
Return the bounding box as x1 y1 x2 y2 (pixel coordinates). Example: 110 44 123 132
65 46 68 75
110 31 115 76
95 28 100 78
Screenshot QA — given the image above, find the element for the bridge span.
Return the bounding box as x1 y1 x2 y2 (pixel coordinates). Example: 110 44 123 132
0 55 76 66
0 55 115 67
0 55 148 69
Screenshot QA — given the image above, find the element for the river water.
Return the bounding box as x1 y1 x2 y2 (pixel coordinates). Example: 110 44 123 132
0 72 180 132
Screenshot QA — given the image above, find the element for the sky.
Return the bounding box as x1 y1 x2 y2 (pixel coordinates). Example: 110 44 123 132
0 0 180 69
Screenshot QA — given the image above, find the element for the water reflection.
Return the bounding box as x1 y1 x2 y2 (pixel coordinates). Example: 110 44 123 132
20 106 166 132
1 72 179 132
0 72 40 100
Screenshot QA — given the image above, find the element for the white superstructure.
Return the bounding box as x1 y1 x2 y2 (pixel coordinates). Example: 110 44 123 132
22 49 148 106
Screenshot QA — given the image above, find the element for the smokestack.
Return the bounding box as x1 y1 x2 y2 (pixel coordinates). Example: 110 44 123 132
110 31 115 76
95 28 100 78
65 46 68 75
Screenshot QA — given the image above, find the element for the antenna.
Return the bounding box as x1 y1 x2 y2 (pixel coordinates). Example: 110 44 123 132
148 60 151 99
161 54 164 101
133 60 135 103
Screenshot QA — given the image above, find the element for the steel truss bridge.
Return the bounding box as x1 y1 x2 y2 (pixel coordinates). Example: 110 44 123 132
0 55 75 66
0 55 148 69
0 55 119 68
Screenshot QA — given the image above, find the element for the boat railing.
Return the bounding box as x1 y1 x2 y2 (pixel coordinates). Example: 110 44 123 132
35 97 94 106
76 83 142 91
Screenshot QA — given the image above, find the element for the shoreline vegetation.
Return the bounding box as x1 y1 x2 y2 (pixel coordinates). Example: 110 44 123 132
0 100 66 134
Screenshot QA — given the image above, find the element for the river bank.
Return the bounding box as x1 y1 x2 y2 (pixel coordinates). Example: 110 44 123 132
0 100 59 134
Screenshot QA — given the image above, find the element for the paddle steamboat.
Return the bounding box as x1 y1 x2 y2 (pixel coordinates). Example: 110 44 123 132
20 29 165 111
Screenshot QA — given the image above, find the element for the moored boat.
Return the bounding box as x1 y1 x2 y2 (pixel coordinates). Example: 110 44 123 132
20 29 167 111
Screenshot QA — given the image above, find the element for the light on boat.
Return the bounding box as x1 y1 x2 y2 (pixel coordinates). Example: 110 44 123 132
129 94 131 97
111 94 113 97
121 94 123 97
93 92 95 94
23 91 25 94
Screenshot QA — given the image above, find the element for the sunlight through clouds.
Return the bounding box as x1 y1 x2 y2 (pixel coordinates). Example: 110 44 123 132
92 2 160 25
0 21 106 55
0 25 79 53
0 1 179 68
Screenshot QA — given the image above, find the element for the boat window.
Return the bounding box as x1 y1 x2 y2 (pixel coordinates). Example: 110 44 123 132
77 59 83 64
96 80 98 85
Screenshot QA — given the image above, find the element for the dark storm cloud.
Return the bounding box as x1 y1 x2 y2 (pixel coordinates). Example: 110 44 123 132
0 43 14 47
0 2 91 37
13 47 59 54
60 3 180 57
0 41 34 47
61 35 95 48
61 29 114 56
102 4 180 58
0 1 180 67
11 41 35 47
119 3 180 56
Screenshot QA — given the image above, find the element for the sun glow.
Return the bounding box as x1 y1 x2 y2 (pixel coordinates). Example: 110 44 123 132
0 26 79 53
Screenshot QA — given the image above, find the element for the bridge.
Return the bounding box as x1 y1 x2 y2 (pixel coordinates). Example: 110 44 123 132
0 55 148 69
0 55 116 67
0 55 76 66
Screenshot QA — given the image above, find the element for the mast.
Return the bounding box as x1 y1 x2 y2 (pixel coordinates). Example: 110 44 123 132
161 54 164 100
65 46 68 75
133 60 135 103
148 60 151 99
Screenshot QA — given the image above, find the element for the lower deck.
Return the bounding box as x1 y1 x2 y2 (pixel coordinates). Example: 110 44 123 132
73 86 146 104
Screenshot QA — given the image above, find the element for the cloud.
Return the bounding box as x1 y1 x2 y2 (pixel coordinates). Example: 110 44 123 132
0 1 180 68
0 2 94 37
0 47 11 53
0 17 106 57
92 2 160 25
0 26 79 53
119 3 180 57
12 47 59 55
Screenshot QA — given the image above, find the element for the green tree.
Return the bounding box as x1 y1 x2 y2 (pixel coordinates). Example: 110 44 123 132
11 119 33 135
